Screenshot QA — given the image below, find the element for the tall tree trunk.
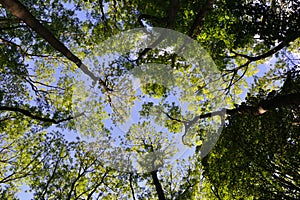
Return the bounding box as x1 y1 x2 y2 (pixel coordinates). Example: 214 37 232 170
151 170 166 200
0 0 101 84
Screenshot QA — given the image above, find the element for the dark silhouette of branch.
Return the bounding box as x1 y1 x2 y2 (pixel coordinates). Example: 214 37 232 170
230 33 300 62
166 0 180 29
99 0 107 21
151 170 166 200
0 151 42 184
162 111 185 123
225 60 250 94
193 92 300 121
0 106 79 124
164 92 300 145
41 157 60 199
0 0 81 65
135 0 180 61
86 171 108 200
0 0 111 91
211 185 222 200
224 31 300 93
188 0 215 37
129 173 137 200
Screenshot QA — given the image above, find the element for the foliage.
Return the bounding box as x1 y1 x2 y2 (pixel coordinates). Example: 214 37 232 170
202 74 300 199
0 0 299 199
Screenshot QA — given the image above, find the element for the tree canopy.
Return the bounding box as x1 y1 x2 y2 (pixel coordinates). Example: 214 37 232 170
0 0 299 199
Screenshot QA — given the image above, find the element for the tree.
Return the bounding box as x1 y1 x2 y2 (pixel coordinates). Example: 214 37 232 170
0 0 299 199
202 71 300 199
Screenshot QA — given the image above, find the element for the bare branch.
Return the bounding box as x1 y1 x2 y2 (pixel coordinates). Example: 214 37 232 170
0 105 81 124
230 33 300 62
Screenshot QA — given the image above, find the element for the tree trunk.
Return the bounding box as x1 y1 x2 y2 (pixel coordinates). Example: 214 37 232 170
151 170 166 200
0 0 99 83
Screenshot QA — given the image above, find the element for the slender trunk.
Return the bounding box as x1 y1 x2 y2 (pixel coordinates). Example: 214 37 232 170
0 0 81 65
0 0 99 83
167 0 180 29
151 170 166 200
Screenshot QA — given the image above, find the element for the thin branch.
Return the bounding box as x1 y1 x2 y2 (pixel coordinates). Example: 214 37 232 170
0 36 63 62
41 158 61 199
129 173 136 200
99 0 107 21
225 60 250 94
210 185 222 200
85 171 108 200
224 32 300 92
162 111 185 123
230 33 300 62
25 76 65 91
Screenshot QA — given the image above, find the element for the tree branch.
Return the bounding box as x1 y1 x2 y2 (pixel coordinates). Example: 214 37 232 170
129 173 137 200
0 105 78 124
151 170 166 200
230 33 300 62
135 0 180 61
0 0 111 90
0 0 81 65
188 0 215 37
194 92 300 121
165 93 300 143
223 26 300 93
166 0 180 29
86 171 108 200
224 60 250 94
210 185 222 200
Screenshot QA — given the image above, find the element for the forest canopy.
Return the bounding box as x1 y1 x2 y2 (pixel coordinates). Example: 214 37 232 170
0 0 299 199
